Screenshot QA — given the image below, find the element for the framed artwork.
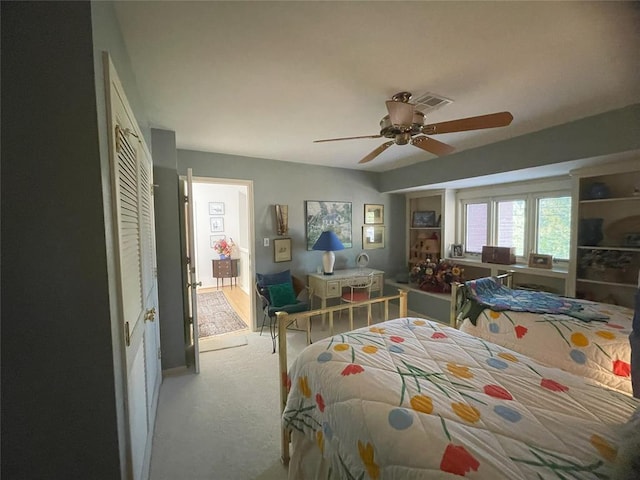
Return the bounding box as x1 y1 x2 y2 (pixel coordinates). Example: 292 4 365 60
210 216 224 232
274 204 289 236
362 226 385 250
273 237 292 263
210 235 225 248
412 210 437 228
450 244 464 258
305 200 352 250
528 253 553 269
209 202 225 215
364 204 384 225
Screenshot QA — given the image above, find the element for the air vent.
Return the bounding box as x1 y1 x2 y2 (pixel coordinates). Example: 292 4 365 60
412 92 453 114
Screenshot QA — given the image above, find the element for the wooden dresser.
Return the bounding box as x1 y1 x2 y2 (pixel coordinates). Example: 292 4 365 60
212 258 239 289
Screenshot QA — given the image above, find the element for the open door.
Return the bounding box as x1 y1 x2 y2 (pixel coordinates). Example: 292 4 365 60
184 168 200 373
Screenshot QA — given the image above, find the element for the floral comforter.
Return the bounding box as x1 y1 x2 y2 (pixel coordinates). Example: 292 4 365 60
283 318 638 479
459 300 633 395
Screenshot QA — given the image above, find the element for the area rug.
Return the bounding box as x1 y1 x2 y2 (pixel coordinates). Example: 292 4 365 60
197 291 248 338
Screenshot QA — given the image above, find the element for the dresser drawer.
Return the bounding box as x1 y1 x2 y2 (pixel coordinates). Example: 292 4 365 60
326 280 341 298
371 274 382 291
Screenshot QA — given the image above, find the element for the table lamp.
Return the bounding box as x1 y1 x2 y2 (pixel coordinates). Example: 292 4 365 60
312 230 344 275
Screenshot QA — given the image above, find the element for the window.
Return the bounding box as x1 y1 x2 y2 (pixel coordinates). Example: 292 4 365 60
496 199 525 256
465 203 488 253
457 179 571 262
536 196 571 260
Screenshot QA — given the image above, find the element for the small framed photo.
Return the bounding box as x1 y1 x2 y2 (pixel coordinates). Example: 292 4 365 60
450 244 465 258
412 210 437 228
210 216 224 232
209 202 225 215
528 253 553 269
362 226 385 250
364 204 384 225
274 237 292 263
210 235 225 248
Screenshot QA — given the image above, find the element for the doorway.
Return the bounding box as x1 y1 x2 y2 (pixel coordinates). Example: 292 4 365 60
190 177 255 353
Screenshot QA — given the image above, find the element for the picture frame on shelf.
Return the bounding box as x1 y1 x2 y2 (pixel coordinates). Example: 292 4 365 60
450 244 464 258
362 225 385 250
364 204 384 225
210 216 224 233
528 253 553 269
274 237 292 263
209 202 225 215
411 210 437 228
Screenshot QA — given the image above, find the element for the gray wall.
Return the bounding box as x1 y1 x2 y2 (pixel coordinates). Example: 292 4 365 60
2 1 151 477
152 129 188 369
2 2 120 478
177 150 407 277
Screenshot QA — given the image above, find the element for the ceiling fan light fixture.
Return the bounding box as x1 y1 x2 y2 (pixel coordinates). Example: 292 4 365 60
385 100 414 128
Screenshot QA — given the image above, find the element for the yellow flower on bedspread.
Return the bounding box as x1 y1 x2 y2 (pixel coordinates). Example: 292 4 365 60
452 402 481 423
589 434 617 462
498 352 518 362
298 376 311 398
571 332 589 347
595 330 616 340
447 362 474 379
333 343 349 351
316 430 324 454
358 440 380 480
362 345 378 354
410 394 434 414
369 327 386 334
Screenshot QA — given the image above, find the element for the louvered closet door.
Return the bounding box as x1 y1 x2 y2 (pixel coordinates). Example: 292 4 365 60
105 54 160 480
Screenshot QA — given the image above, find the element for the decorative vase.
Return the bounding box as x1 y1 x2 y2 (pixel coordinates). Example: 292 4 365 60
578 218 604 246
219 254 229 260
585 182 610 200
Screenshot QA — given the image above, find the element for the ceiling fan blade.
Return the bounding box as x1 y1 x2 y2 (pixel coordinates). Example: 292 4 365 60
423 111 514 135
314 134 382 143
411 136 456 156
386 100 415 126
359 141 394 164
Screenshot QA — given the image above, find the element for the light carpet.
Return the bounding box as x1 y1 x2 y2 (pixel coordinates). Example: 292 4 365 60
149 304 421 480
200 334 248 353
197 290 248 338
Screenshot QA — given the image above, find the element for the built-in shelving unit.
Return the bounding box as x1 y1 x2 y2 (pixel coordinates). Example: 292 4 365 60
406 190 455 267
568 159 640 308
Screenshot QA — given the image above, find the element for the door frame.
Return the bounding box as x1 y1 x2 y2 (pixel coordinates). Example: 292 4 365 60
180 175 256 332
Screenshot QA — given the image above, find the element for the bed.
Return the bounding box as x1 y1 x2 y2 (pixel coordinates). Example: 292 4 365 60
277 292 639 479
451 273 634 396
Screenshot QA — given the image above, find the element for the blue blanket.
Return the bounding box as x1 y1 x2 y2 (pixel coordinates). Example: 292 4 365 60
462 277 609 324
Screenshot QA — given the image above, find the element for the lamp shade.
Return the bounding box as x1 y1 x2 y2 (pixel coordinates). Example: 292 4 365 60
312 231 345 252
312 231 344 275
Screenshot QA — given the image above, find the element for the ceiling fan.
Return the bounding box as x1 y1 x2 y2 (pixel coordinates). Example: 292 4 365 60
314 92 514 164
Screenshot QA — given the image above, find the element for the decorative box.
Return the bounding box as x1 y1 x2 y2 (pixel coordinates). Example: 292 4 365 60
481 246 516 265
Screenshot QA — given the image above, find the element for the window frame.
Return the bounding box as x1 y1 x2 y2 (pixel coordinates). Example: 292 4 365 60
456 178 571 264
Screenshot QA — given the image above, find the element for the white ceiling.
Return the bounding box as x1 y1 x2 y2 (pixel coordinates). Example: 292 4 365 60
114 1 640 175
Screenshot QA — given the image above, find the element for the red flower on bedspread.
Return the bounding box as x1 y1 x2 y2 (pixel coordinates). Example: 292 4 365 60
315 393 325 412
540 378 569 392
613 359 630 377
440 443 480 476
341 364 364 376
514 325 528 339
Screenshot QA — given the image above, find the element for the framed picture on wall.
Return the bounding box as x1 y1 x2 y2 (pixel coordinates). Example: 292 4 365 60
364 204 384 225
305 200 353 250
362 226 385 250
412 210 437 228
209 202 225 215
274 237 292 263
210 216 224 232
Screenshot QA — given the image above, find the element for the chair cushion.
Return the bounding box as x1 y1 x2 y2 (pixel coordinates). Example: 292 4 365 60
257 270 293 303
342 291 370 302
267 282 298 307
267 301 309 317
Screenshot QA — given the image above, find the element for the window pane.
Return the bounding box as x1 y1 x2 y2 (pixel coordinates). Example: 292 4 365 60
465 203 487 253
537 196 571 260
497 200 525 256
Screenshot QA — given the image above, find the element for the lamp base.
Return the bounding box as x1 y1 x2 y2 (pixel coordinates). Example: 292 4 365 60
322 250 336 275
